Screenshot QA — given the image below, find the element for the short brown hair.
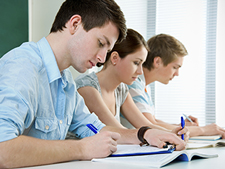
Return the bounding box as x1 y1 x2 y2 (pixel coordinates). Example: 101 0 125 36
50 0 127 43
143 34 188 70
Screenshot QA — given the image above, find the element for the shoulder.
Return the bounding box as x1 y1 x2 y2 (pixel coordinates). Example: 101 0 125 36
1 41 43 69
0 42 45 83
75 72 100 91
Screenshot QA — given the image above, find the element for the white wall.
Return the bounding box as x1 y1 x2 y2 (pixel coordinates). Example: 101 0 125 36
216 0 225 127
29 0 80 79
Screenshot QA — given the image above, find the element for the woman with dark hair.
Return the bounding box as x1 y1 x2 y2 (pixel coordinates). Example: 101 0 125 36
75 29 189 139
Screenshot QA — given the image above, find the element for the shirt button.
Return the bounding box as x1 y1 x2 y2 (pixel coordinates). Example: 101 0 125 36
45 125 49 130
59 120 63 124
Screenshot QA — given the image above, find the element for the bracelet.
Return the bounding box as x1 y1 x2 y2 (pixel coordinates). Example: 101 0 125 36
137 126 151 146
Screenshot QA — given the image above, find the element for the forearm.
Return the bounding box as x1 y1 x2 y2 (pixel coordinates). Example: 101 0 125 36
187 124 225 137
0 135 82 168
142 113 174 131
101 126 140 144
187 126 204 137
101 126 186 151
99 114 127 129
147 123 172 132
155 119 178 130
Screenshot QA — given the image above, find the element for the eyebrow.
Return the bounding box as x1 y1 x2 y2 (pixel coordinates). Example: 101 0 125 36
136 58 143 62
175 64 182 68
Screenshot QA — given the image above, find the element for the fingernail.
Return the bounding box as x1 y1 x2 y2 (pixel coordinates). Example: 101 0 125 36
178 132 182 135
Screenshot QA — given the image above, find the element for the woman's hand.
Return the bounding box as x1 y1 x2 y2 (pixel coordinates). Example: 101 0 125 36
172 126 190 142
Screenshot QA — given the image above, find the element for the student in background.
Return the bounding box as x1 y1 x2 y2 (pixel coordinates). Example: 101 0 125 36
0 1 187 168
123 33 225 138
75 29 189 140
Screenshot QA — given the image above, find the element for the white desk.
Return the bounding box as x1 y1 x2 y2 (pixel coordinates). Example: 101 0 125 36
21 147 225 169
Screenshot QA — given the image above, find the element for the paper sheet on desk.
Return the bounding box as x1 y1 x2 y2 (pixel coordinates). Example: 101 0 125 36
110 144 175 157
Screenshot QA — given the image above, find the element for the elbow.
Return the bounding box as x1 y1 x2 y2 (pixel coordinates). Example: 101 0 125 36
0 155 13 169
0 145 12 169
0 155 7 169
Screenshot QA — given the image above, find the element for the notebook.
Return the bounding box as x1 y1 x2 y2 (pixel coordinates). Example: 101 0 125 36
92 149 218 168
109 144 175 157
189 135 222 141
187 139 225 149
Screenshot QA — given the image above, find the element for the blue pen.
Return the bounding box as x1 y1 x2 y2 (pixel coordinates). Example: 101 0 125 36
181 116 185 140
86 123 99 134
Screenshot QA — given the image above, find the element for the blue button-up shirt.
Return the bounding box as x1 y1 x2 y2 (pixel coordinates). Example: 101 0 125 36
0 37 105 142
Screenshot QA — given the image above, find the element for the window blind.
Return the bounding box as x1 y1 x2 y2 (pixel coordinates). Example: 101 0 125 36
150 0 217 126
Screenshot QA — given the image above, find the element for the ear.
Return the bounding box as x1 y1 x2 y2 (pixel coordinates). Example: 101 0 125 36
68 15 82 34
153 56 162 68
110 51 119 65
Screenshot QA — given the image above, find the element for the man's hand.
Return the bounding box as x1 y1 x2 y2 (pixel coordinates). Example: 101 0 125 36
185 115 199 126
79 131 121 160
143 129 186 151
201 123 225 139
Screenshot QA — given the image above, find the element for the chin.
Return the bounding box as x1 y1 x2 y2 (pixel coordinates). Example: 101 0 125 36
127 81 134 85
162 81 169 85
74 66 87 73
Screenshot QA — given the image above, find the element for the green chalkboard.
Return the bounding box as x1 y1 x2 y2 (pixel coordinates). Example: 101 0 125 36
0 0 28 58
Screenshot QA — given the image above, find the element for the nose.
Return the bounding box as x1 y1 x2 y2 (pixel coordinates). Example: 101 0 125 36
137 65 143 75
97 49 107 63
175 69 179 76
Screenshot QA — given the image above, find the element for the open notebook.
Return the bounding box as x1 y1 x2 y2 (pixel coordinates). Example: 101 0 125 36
189 135 222 141
187 139 225 149
109 144 175 157
92 148 218 168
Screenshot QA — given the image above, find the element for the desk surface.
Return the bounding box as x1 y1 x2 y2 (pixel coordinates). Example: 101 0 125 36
21 147 225 169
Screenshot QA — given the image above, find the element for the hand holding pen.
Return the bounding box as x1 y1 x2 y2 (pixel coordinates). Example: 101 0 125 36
170 116 189 144
85 123 120 158
183 114 199 126
162 122 184 148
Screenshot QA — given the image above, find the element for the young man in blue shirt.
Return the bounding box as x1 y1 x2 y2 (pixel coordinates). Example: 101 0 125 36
0 1 187 168
124 34 225 138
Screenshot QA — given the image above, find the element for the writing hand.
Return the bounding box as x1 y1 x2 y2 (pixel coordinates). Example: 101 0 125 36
80 131 120 160
185 115 199 126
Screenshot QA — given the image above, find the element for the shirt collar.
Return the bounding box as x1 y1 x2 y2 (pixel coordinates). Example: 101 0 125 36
37 37 61 83
138 74 146 87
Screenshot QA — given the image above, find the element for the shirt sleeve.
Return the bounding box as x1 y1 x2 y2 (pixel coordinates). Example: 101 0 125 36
68 90 105 139
75 73 100 91
128 81 155 114
0 52 40 142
